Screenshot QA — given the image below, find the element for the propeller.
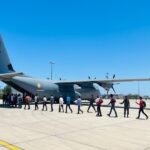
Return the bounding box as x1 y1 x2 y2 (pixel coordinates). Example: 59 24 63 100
110 83 120 94
105 83 117 97
111 84 116 93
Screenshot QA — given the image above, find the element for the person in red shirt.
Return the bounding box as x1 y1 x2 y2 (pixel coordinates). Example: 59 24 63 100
136 97 148 120
95 96 103 117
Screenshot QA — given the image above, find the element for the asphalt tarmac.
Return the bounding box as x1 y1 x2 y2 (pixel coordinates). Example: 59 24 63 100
0 99 150 150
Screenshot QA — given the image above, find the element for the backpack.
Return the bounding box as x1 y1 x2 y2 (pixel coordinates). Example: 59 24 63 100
142 101 146 108
111 98 116 103
96 99 103 106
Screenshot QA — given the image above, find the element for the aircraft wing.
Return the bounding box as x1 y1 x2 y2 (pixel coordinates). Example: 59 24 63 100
0 72 24 80
55 78 150 92
55 78 150 93
55 78 150 86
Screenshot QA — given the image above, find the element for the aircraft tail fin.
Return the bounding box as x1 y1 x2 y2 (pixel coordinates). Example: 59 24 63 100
0 35 15 74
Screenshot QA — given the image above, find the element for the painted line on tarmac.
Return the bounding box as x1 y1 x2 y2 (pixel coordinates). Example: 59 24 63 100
0 140 22 150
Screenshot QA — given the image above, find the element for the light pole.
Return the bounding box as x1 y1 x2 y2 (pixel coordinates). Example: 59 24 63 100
138 81 140 96
49 61 55 80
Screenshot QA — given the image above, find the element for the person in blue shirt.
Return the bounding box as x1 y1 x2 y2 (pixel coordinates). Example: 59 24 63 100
76 96 83 114
65 96 73 113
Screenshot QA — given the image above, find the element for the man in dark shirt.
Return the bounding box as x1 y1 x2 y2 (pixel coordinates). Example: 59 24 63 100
107 94 118 117
120 96 130 118
50 95 54 112
87 95 96 113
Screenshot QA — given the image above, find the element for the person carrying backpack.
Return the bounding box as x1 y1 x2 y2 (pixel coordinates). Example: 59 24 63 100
136 97 148 120
95 96 103 117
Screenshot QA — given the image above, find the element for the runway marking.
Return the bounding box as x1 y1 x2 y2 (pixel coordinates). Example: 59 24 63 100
0 140 22 150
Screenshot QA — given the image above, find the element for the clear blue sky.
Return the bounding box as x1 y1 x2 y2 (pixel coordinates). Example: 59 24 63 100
1 0 150 95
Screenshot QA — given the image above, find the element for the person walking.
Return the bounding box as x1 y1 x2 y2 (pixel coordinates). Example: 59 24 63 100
87 94 96 113
17 94 23 108
107 94 118 117
120 96 130 118
14 94 18 108
136 96 148 120
95 96 103 117
76 96 83 114
34 94 39 110
2 94 6 107
42 96 47 111
65 96 73 113
10 94 14 107
50 95 54 112
59 96 64 112
24 95 31 110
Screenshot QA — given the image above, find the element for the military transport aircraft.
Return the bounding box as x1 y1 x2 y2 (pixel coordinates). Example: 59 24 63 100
0 36 150 99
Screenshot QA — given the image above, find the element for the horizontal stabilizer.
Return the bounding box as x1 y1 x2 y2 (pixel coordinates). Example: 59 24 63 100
0 72 23 80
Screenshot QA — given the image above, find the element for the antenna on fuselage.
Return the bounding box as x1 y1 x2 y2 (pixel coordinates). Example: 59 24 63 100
113 74 116 79
105 73 109 79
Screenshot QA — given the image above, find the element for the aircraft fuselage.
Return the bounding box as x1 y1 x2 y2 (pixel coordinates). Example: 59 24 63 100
3 76 100 100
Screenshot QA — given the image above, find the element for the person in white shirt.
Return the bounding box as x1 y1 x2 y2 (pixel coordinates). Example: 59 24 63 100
42 96 47 111
59 96 64 112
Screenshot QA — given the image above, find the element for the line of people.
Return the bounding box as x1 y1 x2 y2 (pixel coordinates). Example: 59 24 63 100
2 93 149 119
33 95 75 113
33 94 149 119
24 94 83 114
2 93 23 108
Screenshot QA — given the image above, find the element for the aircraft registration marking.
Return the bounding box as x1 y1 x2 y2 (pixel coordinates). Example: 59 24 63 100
0 140 22 150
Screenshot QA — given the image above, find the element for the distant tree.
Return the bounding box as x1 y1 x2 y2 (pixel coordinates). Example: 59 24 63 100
3 85 12 95
128 94 139 99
